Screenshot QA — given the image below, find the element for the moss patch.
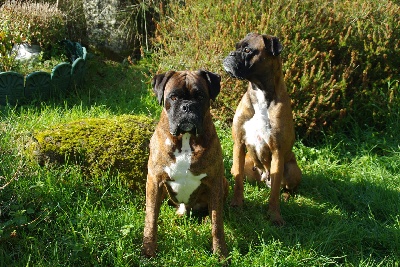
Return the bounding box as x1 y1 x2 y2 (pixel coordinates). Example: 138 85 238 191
27 115 155 190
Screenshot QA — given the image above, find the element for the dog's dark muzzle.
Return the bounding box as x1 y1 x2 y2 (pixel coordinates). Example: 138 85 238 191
223 52 248 80
171 119 201 136
168 101 203 136
178 121 196 132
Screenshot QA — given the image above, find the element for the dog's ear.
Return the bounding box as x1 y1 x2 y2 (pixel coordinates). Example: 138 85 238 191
263 35 283 56
199 70 221 101
151 71 175 105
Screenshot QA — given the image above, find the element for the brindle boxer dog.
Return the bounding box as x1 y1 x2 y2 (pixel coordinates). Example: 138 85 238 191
223 33 302 226
142 70 228 258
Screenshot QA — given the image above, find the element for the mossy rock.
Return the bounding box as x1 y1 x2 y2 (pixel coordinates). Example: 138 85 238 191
27 115 155 190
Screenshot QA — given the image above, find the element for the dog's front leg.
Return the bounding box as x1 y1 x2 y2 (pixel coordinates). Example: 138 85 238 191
142 176 163 257
230 142 246 206
268 152 285 226
210 179 228 259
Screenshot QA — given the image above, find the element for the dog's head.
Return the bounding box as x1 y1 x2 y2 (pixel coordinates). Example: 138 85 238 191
223 33 283 81
151 70 220 136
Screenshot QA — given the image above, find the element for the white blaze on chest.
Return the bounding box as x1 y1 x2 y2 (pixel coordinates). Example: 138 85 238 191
164 133 207 204
243 90 271 157
165 137 172 146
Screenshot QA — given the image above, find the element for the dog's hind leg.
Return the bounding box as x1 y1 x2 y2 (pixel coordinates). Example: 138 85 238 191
281 152 302 201
142 176 163 257
283 152 302 191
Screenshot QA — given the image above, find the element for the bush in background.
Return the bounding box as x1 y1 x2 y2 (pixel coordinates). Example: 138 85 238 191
153 0 400 139
0 0 66 71
0 1 65 48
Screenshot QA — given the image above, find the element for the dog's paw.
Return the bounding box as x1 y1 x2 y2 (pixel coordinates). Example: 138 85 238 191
272 217 286 227
176 203 187 216
230 198 244 207
268 211 286 227
142 240 157 258
230 188 244 207
142 246 156 258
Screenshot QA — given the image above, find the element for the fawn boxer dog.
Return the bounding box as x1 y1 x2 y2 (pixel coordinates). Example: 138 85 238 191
142 70 228 258
223 33 302 226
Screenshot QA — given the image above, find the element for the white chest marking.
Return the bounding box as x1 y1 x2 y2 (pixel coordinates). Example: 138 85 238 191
165 137 172 146
164 133 207 204
243 90 271 157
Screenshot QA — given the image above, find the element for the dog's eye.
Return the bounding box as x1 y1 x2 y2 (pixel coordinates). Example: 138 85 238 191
170 95 178 101
243 47 251 53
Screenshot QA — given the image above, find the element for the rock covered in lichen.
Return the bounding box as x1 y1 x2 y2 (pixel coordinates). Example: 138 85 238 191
27 115 155 190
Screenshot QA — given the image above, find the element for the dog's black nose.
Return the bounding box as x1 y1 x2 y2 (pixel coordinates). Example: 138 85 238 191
229 52 235 56
181 103 190 112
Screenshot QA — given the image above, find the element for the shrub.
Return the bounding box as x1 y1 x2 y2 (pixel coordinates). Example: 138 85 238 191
26 115 155 190
0 20 18 71
0 0 66 48
152 0 400 138
0 0 66 71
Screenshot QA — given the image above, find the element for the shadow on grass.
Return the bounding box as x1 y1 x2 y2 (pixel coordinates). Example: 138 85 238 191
222 168 400 263
0 54 160 119
69 55 160 116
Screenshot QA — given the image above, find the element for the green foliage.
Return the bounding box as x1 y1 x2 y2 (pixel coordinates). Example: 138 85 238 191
0 19 18 71
27 115 155 190
0 0 66 48
80 53 161 116
0 0 66 72
6 48 70 75
153 0 400 138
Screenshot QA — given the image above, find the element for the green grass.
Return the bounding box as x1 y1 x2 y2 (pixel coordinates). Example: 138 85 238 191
1 56 399 266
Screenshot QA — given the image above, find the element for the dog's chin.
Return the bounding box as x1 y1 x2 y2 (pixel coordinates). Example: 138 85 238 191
170 122 198 136
230 73 246 80
179 122 195 132
223 65 247 80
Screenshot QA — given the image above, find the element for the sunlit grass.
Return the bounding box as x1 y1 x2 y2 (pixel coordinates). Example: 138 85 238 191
1 55 399 266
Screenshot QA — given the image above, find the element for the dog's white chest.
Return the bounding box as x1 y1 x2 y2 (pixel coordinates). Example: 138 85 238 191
164 133 207 204
243 90 271 156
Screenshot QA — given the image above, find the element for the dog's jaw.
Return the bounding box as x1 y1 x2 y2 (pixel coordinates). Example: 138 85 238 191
223 54 248 80
169 121 199 137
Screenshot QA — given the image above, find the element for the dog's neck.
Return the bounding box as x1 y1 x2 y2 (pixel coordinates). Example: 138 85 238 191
250 82 275 106
249 59 285 104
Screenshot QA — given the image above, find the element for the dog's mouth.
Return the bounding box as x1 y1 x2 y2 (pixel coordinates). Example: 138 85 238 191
223 58 246 80
179 122 195 132
227 71 245 80
224 68 246 80
170 121 198 136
